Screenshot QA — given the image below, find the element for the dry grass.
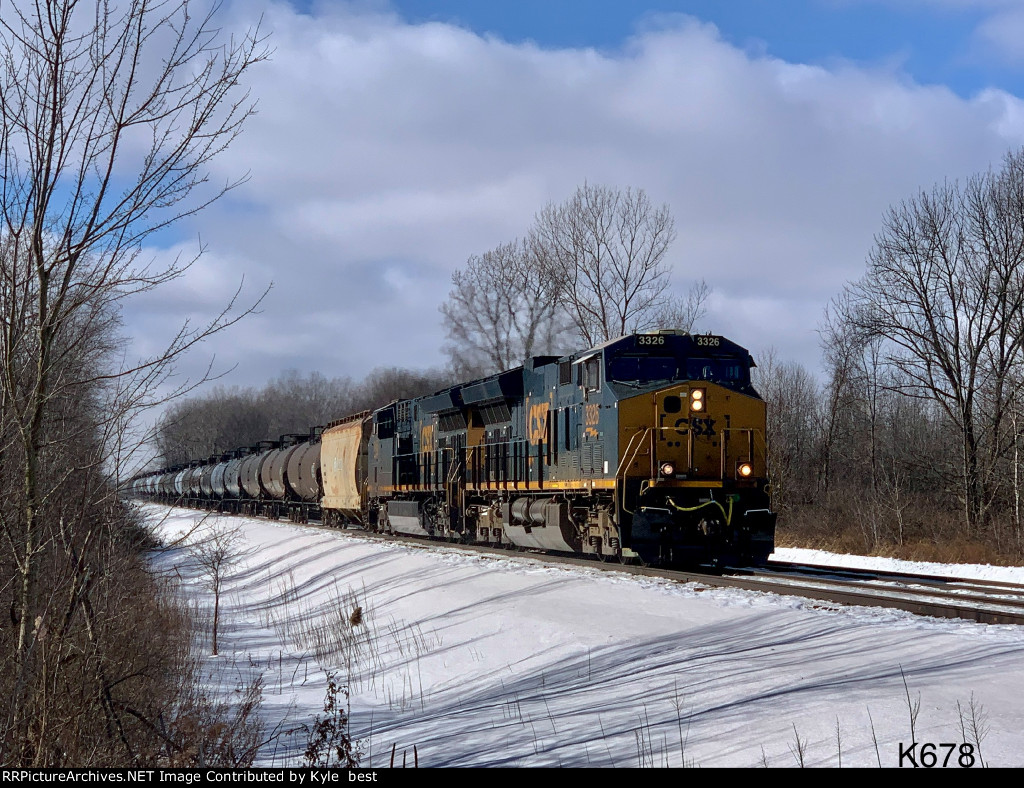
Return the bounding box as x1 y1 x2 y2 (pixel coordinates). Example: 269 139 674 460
777 499 1024 567
255 574 442 713
757 687 992 768
0 504 270 767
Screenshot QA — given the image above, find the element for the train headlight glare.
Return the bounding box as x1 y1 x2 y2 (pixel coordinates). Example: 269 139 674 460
660 462 675 477
690 399 704 412
738 462 753 478
691 389 703 401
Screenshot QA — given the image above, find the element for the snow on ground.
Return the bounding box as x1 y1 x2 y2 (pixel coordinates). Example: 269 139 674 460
772 547 1024 585
144 505 1024 768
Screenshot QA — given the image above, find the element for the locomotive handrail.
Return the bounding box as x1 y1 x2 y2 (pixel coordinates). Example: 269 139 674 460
446 453 461 484
615 428 654 478
616 424 756 515
616 425 698 480
616 428 658 516
616 424 768 483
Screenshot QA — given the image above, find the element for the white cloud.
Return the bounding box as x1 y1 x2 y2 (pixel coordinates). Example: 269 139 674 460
138 0 1024 393
836 0 1024 68
974 6 1024 65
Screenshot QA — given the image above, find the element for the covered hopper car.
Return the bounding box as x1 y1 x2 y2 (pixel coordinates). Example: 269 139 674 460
131 330 776 567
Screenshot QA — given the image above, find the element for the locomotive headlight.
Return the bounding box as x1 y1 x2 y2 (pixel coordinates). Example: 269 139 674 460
689 389 705 412
737 462 753 478
660 462 676 477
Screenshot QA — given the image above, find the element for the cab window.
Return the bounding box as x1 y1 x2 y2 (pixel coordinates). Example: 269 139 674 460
376 411 395 440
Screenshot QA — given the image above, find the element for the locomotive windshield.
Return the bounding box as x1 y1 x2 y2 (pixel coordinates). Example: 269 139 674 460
607 353 750 387
606 355 677 383
683 357 748 385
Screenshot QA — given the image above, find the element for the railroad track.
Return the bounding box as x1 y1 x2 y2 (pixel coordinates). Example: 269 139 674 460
157 504 1024 626
362 529 1024 625
726 560 1024 626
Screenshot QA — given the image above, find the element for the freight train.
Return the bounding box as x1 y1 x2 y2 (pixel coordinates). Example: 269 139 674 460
130 330 776 566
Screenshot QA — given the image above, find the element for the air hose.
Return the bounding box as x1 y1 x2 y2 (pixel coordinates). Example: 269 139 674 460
663 494 739 526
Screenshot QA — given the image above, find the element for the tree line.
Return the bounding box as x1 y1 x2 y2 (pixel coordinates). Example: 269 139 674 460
759 149 1024 559
156 366 454 466
0 0 276 766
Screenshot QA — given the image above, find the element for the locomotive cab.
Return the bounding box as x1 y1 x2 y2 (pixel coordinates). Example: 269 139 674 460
605 331 775 566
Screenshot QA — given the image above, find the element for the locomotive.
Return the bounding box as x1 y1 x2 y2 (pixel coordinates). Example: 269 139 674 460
131 330 776 567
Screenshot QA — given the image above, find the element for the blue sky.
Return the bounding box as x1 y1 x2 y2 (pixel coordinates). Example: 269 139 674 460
384 0 1023 97
123 0 1024 393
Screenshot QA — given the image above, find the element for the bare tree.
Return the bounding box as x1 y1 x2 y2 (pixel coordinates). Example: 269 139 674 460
842 149 1024 529
753 349 821 512
260 370 355 430
1009 385 1024 551
440 237 572 377
192 523 242 656
655 279 711 333
0 0 267 759
819 294 890 498
154 365 452 468
156 387 268 466
533 184 677 346
348 365 454 413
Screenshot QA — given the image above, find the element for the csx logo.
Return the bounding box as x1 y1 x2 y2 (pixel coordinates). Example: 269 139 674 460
673 417 716 437
528 402 549 442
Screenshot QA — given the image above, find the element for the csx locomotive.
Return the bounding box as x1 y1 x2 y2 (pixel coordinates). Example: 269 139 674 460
131 330 776 566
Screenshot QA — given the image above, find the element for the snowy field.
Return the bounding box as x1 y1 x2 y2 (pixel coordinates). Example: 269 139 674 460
143 505 1024 768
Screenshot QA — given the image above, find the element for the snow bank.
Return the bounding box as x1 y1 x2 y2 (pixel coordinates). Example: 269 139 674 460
144 505 1024 768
